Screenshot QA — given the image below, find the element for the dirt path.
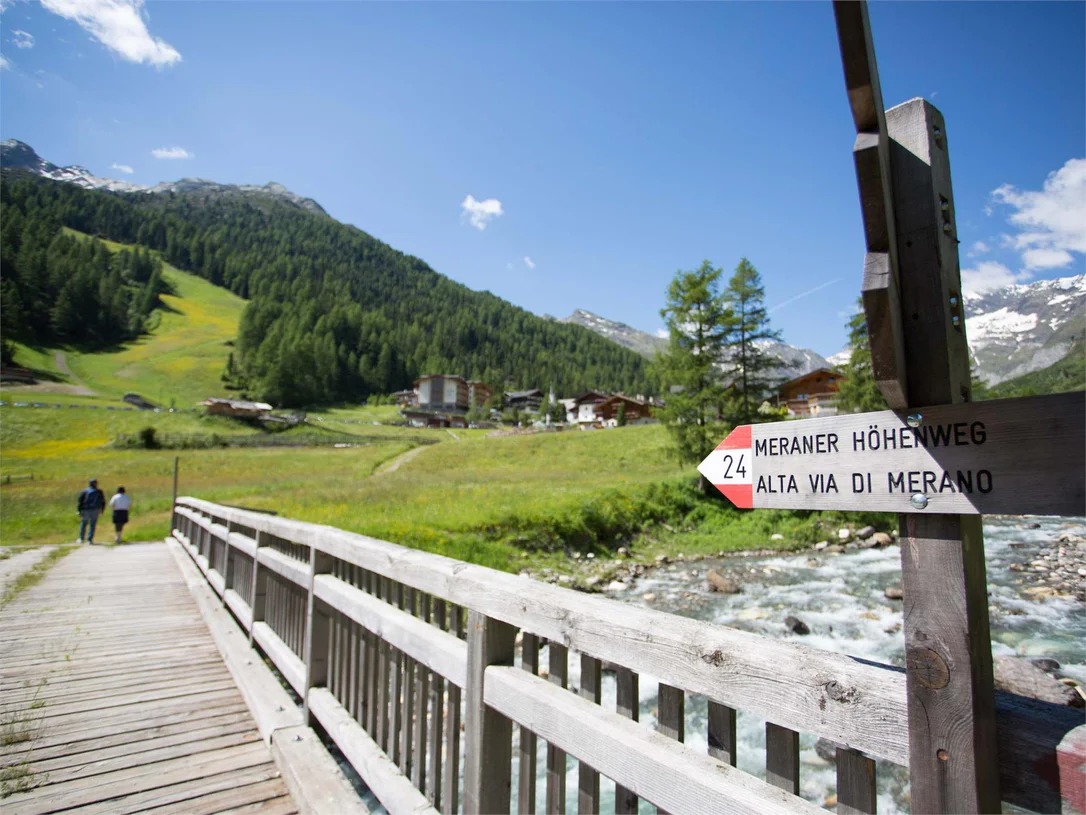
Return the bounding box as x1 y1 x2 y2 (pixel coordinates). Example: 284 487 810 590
374 444 430 476
52 351 97 396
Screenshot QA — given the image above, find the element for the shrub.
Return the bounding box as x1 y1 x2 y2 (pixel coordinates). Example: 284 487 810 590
138 426 157 449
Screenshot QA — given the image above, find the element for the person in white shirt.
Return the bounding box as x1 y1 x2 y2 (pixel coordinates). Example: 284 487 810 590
109 486 133 544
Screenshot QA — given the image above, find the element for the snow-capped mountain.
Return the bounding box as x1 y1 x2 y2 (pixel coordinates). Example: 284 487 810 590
0 139 146 193
965 275 1086 384
826 348 852 369
824 275 1086 384
0 140 326 215
557 309 831 382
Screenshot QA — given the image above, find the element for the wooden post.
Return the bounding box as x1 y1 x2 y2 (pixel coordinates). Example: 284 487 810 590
249 530 268 646
463 609 516 815
835 6 999 811
303 548 334 725
888 98 999 814
172 455 179 505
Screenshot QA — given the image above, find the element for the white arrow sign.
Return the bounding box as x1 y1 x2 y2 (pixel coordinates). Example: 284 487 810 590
697 392 1084 516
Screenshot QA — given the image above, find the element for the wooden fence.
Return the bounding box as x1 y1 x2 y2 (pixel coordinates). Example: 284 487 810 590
171 496 1082 814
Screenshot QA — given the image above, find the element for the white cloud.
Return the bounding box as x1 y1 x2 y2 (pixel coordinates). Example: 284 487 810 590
40 0 181 67
523 256 535 269
968 240 989 256
111 162 134 174
0 54 9 71
990 158 1086 271
960 261 1029 297
460 194 503 231
11 29 33 48
151 146 191 159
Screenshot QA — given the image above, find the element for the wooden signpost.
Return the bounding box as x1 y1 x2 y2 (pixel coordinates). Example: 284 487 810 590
709 3 1081 812
698 391 1085 516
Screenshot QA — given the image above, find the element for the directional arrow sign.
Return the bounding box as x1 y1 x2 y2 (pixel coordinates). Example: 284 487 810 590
697 392 1084 516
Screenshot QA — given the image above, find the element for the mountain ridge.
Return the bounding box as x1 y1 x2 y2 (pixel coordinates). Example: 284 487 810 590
0 139 327 215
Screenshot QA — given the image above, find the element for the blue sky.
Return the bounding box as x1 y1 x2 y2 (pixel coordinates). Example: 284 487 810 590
1 1 1083 357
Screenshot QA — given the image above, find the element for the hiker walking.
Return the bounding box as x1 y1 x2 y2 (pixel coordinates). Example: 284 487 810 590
77 478 106 544
109 486 132 544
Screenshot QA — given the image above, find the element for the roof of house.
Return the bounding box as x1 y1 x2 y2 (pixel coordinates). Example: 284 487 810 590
505 389 544 399
572 391 610 404
413 374 468 386
777 368 846 390
599 394 649 408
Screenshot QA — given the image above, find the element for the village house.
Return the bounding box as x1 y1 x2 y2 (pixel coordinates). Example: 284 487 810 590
401 374 492 428
200 397 273 419
390 389 417 407
504 389 544 413
570 391 611 428
596 394 655 427
778 368 845 417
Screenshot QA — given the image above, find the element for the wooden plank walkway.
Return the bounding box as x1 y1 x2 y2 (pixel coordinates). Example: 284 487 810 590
0 542 298 814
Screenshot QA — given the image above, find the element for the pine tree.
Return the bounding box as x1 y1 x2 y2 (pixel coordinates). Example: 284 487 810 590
722 258 781 424
653 260 733 465
836 298 886 413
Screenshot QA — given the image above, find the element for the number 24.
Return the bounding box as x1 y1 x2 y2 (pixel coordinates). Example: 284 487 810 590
721 454 747 479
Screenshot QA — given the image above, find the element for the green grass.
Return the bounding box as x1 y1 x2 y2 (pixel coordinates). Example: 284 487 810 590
7 232 246 409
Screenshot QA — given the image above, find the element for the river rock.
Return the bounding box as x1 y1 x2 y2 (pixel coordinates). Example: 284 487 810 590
856 525 876 539
617 547 628 556
584 576 600 587
884 586 904 600
655 554 670 565
1029 657 1061 673
1026 522 1041 529
606 581 627 593
824 544 846 554
994 656 1083 707
838 528 851 541
814 541 829 551
705 570 740 594
872 532 893 547
770 533 784 541
642 593 656 602
784 615 810 635
815 738 838 763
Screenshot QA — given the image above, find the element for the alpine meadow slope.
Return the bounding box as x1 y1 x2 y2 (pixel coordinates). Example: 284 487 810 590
1 144 652 409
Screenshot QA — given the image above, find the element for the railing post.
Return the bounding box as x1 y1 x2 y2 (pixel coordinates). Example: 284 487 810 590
303 546 334 725
222 520 235 600
249 530 268 646
463 609 516 815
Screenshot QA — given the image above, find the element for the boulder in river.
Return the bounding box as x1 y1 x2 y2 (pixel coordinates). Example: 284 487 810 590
824 544 846 554
837 528 851 541
706 570 741 594
872 532 893 547
884 586 904 600
784 615 810 635
994 656 1083 707
856 525 876 539
815 738 839 763
1029 657 1061 673
814 541 829 551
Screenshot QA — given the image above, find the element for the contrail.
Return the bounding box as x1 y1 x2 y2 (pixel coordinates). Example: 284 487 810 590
768 278 843 313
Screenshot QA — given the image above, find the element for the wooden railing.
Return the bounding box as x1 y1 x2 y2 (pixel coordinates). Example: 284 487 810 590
170 497 1082 814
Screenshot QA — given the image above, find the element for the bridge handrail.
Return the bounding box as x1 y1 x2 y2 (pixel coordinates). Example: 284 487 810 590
171 496 1081 815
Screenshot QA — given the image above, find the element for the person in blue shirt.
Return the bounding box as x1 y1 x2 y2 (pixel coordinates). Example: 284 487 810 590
77 479 106 544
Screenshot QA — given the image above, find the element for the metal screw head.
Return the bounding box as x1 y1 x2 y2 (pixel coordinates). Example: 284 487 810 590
293 734 303 742
942 223 953 234
276 705 285 712
906 414 923 428
949 296 959 307
952 315 961 327
910 493 930 510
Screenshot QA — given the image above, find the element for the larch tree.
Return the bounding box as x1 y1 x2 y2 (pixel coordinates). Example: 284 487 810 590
835 298 887 413
722 258 781 424
654 260 734 466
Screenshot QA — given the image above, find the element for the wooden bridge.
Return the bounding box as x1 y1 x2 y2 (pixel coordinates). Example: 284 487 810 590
3 497 1081 814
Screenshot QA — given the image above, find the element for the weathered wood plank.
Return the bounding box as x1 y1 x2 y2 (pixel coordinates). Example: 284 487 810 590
547 641 569 814
485 666 822 815
836 747 877 815
443 605 464 815
308 687 438 815
614 666 640 814
578 654 602 813
519 632 539 815
766 723 800 796
708 701 738 767
463 610 516 815
428 599 447 812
